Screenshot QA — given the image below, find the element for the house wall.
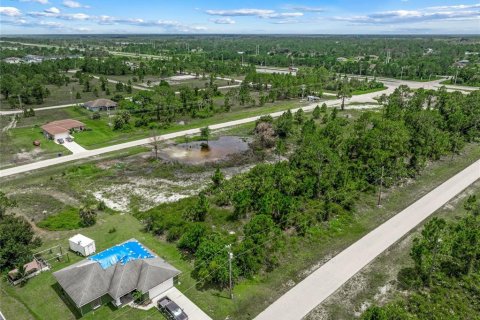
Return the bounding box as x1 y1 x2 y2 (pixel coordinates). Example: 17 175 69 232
148 278 174 299
79 294 113 315
53 132 70 141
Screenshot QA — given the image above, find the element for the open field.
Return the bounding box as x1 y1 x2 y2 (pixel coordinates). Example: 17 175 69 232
105 74 232 90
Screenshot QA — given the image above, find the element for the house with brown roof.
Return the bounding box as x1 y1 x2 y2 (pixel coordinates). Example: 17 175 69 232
41 119 85 140
84 98 117 112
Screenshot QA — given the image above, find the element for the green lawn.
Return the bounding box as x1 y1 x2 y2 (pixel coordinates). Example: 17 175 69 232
67 99 311 149
0 125 71 168
0 213 174 320
37 206 81 230
439 79 480 88
351 86 387 95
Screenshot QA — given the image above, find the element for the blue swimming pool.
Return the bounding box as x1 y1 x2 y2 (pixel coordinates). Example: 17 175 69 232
89 240 155 269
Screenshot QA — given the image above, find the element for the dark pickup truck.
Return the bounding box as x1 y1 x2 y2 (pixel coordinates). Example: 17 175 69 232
158 296 188 320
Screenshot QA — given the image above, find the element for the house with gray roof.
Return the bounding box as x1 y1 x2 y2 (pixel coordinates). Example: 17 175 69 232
53 239 180 316
83 98 117 112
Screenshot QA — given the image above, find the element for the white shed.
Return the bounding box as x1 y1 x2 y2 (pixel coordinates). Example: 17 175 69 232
69 234 96 256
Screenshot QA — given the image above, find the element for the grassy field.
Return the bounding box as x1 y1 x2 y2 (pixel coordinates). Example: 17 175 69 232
351 86 387 95
0 76 129 111
440 79 480 88
103 74 232 90
0 125 71 168
37 206 81 230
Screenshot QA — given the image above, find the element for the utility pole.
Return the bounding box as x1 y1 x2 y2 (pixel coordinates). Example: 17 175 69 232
377 166 384 207
17 94 22 110
400 66 405 80
226 244 234 299
454 69 459 84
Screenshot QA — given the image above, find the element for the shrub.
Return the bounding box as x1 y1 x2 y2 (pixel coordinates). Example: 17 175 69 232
37 207 81 230
91 112 101 120
79 206 97 227
97 200 107 211
166 226 183 242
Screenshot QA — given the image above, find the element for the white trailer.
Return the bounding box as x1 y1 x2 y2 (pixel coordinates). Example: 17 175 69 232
68 234 96 256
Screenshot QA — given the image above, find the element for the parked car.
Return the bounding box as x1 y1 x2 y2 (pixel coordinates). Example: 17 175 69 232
66 137 73 142
57 138 65 144
158 296 188 320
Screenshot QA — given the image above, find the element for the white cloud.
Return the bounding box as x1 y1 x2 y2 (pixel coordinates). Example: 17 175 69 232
261 12 303 19
61 12 89 20
206 8 275 16
0 6 22 17
205 8 304 21
288 5 324 12
62 0 90 9
210 17 235 24
45 7 60 14
20 0 49 4
427 4 480 10
334 8 480 24
39 20 63 28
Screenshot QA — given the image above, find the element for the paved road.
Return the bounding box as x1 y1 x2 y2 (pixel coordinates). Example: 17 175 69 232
0 102 82 116
0 77 477 177
254 159 480 320
0 87 385 178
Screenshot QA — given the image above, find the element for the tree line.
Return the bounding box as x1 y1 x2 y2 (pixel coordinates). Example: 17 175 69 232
136 86 480 289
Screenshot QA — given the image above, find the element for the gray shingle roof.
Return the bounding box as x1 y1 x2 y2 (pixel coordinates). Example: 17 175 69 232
53 257 180 308
84 99 117 108
137 258 181 293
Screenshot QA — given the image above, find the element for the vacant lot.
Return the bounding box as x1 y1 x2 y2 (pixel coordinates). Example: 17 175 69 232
2 118 479 320
0 75 129 111
104 74 232 90
306 180 480 320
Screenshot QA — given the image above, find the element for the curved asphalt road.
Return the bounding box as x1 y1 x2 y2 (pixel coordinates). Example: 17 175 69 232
255 159 480 320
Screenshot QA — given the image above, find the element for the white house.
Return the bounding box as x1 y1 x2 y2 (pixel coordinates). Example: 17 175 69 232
69 234 96 256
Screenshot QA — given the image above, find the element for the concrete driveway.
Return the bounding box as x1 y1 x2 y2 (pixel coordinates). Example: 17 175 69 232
62 140 86 154
133 287 212 320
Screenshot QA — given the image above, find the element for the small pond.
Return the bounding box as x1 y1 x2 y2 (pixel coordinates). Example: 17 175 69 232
159 136 250 165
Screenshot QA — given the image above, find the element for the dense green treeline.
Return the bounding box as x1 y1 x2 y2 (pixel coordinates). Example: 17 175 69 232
0 59 78 106
3 35 479 83
136 87 480 288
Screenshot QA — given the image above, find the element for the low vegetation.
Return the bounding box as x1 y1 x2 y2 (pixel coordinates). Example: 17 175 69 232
362 195 480 319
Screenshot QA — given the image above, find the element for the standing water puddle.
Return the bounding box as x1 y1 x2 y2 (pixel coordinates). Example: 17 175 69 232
159 136 250 165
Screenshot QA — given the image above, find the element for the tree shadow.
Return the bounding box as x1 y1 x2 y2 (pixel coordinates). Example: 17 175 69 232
51 283 83 319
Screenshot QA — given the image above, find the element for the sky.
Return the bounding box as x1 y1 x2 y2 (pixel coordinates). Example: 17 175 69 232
0 0 479 34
